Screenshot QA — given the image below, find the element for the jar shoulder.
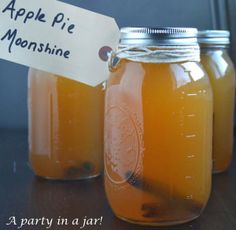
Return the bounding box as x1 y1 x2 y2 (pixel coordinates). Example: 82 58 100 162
201 50 235 80
108 60 211 91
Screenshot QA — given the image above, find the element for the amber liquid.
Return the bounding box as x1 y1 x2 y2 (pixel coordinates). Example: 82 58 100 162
201 49 236 173
105 60 213 225
28 69 104 179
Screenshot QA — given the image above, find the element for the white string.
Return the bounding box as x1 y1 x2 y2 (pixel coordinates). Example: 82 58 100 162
109 45 200 66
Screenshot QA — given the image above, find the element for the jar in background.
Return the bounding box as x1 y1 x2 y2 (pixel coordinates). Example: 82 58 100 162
198 30 236 173
104 27 213 226
28 70 104 180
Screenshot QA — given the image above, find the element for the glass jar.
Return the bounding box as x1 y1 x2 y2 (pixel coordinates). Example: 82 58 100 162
28 70 104 180
104 27 213 226
198 30 236 173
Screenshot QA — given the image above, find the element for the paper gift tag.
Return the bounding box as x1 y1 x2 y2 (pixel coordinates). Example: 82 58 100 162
0 0 120 86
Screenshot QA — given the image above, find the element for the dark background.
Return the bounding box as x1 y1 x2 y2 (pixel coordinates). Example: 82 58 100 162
0 0 235 129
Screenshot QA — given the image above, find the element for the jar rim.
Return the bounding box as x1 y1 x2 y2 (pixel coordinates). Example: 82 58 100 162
198 30 230 46
120 27 199 46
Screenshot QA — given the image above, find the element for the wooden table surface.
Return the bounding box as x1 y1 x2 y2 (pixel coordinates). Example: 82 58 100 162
0 129 235 230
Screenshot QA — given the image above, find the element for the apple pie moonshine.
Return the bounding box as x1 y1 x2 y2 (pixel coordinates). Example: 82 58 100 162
104 27 213 226
28 70 104 180
198 30 236 173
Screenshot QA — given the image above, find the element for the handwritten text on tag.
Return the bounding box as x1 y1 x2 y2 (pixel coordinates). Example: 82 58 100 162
0 0 119 86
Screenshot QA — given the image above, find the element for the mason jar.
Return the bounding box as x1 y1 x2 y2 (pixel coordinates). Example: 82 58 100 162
198 30 236 173
104 27 213 226
28 70 104 180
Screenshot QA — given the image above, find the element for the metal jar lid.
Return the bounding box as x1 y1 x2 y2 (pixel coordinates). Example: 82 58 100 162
198 30 230 46
120 27 199 46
